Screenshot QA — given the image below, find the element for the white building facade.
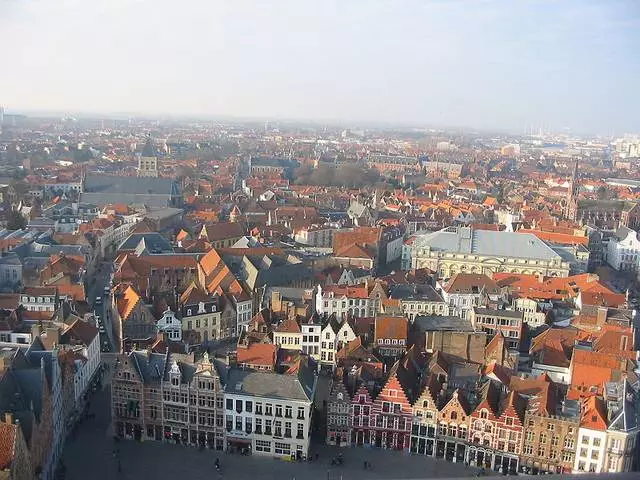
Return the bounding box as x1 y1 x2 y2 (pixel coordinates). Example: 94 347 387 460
223 369 316 459
606 226 640 273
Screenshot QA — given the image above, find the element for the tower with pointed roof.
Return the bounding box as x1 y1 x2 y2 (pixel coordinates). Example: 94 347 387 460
137 136 159 178
565 159 579 221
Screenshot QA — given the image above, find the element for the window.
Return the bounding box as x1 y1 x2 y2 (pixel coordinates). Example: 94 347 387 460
297 407 305 419
593 437 601 447
284 422 291 438
539 433 547 444
582 435 590 445
580 448 588 458
226 399 233 410
235 416 242 431
577 461 586 471
226 415 233 431
265 419 272 435
246 418 252 434
255 440 271 452
285 406 292 418
274 442 290 455
274 421 282 437
297 423 304 439
275 405 282 417
523 444 533 455
246 401 253 413
505 417 513 426
265 404 273 416
591 450 599 460
480 409 488 419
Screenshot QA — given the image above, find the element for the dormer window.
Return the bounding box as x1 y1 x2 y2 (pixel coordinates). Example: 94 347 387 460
480 409 488 419
171 377 179 386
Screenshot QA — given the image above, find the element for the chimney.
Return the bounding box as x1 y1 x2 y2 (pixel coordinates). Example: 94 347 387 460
596 306 608 325
31 323 42 339
46 327 60 347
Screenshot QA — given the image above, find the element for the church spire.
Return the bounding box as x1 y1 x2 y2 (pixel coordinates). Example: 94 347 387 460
565 158 579 220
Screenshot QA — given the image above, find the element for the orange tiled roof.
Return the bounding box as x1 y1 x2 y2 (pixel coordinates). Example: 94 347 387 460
275 316 301 334
236 343 278 368
0 422 17 470
56 284 86 301
116 284 141 321
580 396 608 430
323 284 369 299
517 229 588 246
375 316 408 341
334 243 375 260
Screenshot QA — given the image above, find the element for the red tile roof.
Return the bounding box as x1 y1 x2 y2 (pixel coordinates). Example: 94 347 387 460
0 422 17 470
236 343 278 368
375 316 408 342
580 396 607 430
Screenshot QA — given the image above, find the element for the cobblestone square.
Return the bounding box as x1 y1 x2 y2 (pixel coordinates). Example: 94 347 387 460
63 384 484 480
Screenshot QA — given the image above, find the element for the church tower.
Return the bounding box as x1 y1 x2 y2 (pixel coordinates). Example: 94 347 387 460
565 159 579 221
137 136 159 178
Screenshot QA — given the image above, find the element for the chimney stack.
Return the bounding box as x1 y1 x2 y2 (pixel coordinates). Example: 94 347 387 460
596 306 608 325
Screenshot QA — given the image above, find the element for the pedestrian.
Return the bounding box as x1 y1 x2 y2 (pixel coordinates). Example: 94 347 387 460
315 453 319 461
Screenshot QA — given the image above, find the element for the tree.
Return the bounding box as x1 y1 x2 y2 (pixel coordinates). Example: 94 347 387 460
7 210 26 230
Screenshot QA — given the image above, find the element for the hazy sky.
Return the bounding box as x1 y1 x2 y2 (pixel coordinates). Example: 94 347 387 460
1 0 639 133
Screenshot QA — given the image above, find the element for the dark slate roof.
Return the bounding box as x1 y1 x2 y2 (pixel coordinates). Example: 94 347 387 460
84 175 174 195
141 137 156 157
82 175 180 208
119 233 174 253
389 283 443 302
224 367 315 402
12 369 43 420
130 351 168 384
413 315 474 332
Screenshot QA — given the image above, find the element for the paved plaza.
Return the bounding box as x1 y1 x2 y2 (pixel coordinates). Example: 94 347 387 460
63 379 484 480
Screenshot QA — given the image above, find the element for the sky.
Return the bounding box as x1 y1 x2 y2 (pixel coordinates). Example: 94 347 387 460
1 0 639 134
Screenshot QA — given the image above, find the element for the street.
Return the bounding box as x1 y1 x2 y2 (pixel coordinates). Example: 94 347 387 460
63 375 485 480
87 261 115 352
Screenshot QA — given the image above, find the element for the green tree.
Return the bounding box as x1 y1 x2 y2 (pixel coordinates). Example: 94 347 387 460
596 185 609 200
7 210 26 230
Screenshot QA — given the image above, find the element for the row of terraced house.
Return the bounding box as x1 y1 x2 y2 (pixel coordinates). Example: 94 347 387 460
326 346 639 475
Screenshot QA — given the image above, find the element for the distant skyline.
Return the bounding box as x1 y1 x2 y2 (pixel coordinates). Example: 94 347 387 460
1 0 639 135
